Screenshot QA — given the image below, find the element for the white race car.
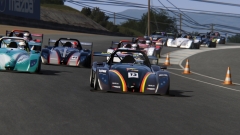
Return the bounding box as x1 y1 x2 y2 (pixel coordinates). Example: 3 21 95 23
167 34 201 49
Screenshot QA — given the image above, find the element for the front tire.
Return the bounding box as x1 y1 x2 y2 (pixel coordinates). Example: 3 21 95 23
35 58 41 73
93 72 99 90
90 69 94 87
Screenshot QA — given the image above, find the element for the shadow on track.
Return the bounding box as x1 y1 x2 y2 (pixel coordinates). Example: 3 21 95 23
90 89 192 97
38 70 71 75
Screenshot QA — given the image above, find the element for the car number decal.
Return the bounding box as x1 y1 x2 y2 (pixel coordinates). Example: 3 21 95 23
128 72 139 78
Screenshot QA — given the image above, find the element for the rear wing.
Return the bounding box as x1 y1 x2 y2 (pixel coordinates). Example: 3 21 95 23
48 38 93 48
6 30 11 36
110 41 119 48
31 33 44 43
6 30 43 41
93 52 111 57
93 52 159 64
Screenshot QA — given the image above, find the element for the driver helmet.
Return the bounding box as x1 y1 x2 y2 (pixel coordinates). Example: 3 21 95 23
72 41 78 48
18 41 26 50
23 33 30 40
24 33 29 37
146 40 151 45
124 43 132 48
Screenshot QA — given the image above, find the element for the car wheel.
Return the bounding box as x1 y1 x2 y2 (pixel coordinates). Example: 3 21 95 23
93 72 99 90
166 84 170 95
189 43 193 49
90 69 94 87
35 58 41 73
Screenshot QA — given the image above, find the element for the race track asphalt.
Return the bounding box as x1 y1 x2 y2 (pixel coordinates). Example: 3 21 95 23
0 33 240 135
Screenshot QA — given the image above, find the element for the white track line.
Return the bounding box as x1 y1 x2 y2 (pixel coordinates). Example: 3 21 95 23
169 71 240 92
176 46 240 85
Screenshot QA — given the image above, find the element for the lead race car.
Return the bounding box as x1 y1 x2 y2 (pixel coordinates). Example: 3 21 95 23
90 49 170 95
6 30 43 51
41 38 93 68
0 37 41 73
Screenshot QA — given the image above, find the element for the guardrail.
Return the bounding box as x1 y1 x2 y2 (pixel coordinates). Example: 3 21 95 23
0 13 126 37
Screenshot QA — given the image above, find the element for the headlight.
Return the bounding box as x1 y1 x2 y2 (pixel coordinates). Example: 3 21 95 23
30 59 37 67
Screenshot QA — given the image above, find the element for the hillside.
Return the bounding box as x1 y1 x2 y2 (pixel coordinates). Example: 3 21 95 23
40 4 108 31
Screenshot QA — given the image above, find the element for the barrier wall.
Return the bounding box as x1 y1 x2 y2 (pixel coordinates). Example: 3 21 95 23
0 0 40 20
0 12 126 36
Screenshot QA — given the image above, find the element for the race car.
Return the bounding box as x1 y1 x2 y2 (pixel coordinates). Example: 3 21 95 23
208 32 226 44
167 34 201 49
6 30 43 51
107 39 162 58
41 38 93 68
149 31 168 45
90 49 170 95
0 37 41 73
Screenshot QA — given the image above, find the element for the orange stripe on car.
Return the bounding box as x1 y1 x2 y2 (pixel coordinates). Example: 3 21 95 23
110 70 127 92
140 72 152 93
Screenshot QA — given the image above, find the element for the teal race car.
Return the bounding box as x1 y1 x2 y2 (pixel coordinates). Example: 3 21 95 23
0 37 41 73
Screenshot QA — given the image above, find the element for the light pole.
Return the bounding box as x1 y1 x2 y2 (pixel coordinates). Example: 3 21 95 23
148 0 150 36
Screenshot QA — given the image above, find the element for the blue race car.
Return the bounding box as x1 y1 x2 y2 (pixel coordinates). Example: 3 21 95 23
41 38 93 68
90 49 170 95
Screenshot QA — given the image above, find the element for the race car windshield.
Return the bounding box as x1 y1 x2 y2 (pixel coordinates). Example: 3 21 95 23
111 50 147 65
122 42 132 46
1 38 26 49
57 40 80 49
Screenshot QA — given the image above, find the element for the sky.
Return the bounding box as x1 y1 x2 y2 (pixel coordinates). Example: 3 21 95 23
64 0 240 14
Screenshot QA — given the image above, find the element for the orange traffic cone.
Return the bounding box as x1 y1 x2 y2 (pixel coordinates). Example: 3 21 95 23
182 59 191 74
223 67 233 85
164 53 170 66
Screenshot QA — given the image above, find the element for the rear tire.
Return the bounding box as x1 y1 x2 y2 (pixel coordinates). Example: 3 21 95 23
166 85 170 95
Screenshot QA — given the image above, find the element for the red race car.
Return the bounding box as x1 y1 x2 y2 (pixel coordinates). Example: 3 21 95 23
6 30 43 51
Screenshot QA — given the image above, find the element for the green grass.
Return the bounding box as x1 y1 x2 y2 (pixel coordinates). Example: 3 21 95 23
41 4 81 12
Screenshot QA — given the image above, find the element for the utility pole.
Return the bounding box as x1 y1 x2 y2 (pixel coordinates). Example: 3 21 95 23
114 12 115 25
211 24 214 33
148 0 150 36
180 13 182 34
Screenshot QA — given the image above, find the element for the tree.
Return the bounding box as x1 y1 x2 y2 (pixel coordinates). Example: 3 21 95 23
121 9 177 35
228 34 240 43
90 7 109 27
81 7 92 17
80 7 119 32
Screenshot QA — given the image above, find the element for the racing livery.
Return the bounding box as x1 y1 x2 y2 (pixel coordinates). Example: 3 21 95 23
167 34 201 49
90 49 170 95
6 30 43 51
0 37 41 73
41 38 93 68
